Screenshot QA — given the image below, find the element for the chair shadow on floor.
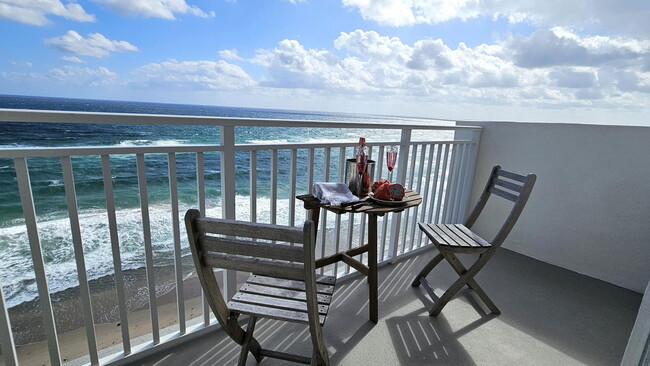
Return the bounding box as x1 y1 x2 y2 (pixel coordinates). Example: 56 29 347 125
385 289 496 366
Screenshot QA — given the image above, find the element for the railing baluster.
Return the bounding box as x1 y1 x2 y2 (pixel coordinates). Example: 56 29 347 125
377 145 389 261
389 130 412 260
61 156 99 365
307 148 315 222
271 149 278 225
445 144 463 223
100 155 131 355
435 144 451 224
400 143 418 254
220 126 239 302
459 139 480 221
196 152 211 326
250 151 257 223
136 153 160 344
167 153 186 334
358 145 373 265
444 143 462 223
451 144 469 223
408 144 427 251
320 148 331 275
417 144 437 247
289 148 297 226
14 157 62 365
333 147 345 276
0 283 18 366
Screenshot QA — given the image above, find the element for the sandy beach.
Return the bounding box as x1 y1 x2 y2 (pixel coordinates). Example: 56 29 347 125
5 263 237 366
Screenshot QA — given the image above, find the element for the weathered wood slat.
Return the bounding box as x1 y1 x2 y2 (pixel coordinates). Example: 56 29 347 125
437 225 473 247
497 169 527 183
195 217 304 243
454 224 491 247
228 301 326 325
246 274 335 294
231 292 329 315
420 223 451 246
430 224 468 247
203 253 305 281
494 178 523 193
201 236 304 262
239 283 332 305
489 186 519 202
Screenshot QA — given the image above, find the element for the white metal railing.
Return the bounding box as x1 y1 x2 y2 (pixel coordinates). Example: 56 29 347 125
0 109 481 365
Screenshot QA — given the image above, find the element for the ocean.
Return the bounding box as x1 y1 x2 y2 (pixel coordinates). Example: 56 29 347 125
0 94 442 314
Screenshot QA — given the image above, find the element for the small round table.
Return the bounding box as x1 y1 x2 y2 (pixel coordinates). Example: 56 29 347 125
297 190 422 322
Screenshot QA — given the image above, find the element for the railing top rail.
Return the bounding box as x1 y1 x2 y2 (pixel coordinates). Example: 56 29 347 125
0 108 482 131
0 139 477 158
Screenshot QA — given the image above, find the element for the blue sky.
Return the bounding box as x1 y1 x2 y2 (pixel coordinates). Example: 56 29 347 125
1 0 649 125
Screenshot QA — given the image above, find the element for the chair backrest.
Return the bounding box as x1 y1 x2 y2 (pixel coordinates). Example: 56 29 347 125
184 209 317 329
464 165 536 248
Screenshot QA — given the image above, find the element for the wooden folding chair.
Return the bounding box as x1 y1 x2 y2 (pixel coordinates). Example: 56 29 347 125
185 209 336 365
412 165 536 316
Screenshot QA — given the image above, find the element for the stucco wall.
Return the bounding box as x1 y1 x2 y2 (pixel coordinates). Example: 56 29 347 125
456 121 650 293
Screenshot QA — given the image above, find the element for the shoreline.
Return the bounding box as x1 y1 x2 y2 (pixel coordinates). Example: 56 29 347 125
8 262 253 365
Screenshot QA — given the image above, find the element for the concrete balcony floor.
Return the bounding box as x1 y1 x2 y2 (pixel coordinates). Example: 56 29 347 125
135 248 641 366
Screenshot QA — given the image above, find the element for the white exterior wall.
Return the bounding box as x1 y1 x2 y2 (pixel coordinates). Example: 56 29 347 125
456 121 650 293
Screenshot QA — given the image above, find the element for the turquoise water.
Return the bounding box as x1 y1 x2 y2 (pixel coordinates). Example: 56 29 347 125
0 95 432 308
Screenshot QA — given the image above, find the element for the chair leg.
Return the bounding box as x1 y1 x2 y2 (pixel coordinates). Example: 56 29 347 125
411 253 444 287
429 252 495 316
309 324 329 366
441 252 500 314
238 316 258 366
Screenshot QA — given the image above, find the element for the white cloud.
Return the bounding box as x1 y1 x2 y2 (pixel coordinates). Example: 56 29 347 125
253 39 347 89
132 59 255 90
92 0 215 19
10 61 33 67
45 31 138 58
341 0 650 35
247 28 650 114
62 56 84 63
507 28 650 68
219 49 243 61
0 0 95 26
48 65 117 85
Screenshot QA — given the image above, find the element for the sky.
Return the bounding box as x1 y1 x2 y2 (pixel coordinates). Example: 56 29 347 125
1 0 649 125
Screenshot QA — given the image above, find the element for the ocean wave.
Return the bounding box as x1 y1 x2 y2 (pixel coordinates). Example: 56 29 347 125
117 139 189 147
47 179 63 187
245 139 290 144
0 194 355 308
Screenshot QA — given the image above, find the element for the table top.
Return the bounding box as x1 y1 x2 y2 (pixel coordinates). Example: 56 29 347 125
297 190 422 216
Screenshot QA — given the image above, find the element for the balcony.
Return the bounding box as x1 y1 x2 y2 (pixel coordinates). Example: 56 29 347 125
0 109 648 366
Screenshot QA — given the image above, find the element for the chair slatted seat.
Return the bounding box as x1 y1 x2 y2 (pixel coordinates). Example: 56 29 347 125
412 165 536 316
186 210 335 365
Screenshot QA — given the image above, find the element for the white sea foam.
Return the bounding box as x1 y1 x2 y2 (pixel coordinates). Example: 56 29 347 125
0 193 365 308
245 139 289 144
47 179 63 187
117 139 188 147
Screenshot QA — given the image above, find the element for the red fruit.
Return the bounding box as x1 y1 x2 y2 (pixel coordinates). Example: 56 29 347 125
371 179 389 193
375 182 391 200
389 183 405 201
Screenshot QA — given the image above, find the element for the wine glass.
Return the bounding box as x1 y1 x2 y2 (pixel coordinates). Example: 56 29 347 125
355 146 368 196
386 145 398 182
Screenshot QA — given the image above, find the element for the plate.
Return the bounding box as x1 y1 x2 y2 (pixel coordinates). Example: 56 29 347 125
369 193 409 206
